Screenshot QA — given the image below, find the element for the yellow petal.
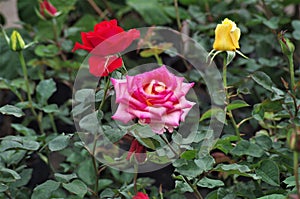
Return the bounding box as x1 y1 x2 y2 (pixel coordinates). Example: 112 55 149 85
230 27 240 49
213 23 236 51
213 18 240 51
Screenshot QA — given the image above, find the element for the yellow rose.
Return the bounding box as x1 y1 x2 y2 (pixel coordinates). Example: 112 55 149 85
213 18 241 51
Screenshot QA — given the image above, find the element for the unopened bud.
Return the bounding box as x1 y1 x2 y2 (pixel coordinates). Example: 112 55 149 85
10 30 25 51
278 31 295 56
288 129 300 152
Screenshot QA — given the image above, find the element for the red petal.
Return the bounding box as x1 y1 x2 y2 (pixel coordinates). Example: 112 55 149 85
88 56 122 77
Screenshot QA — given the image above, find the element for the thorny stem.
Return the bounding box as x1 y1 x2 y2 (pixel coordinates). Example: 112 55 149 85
288 52 300 199
91 134 100 198
48 113 57 133
294 151 300 199
98 76 111 111
87 0 108 20
223 58 240 139
288 54 295 93
18 51 44 134
133 164 138 193
174 0 182 31
183 176 203 199
159 134 179 157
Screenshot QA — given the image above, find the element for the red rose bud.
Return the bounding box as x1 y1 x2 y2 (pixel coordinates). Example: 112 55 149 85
126 139 147 163
10 30 25 51
278 31 295 56
288 129 300 152
39 0 58 18
132 192 150 199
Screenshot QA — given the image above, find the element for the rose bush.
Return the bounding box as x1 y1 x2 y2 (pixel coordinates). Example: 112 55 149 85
72 19 140 77
111 66 195 134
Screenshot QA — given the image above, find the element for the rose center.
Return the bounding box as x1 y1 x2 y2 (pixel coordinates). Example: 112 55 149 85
144 80 166 95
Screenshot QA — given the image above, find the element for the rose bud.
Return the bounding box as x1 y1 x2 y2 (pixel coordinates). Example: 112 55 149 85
10 30 25 52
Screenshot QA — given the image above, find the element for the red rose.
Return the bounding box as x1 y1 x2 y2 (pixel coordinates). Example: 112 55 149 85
72 20 140 56
72 19 140 77
133 192 149 199
126 139 147 163
39 0 58 17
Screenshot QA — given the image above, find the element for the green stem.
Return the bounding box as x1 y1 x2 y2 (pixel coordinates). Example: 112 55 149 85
133 164 138 193
52 18 59 44
98 76 111 111
154 53 163 66
174 0 182 30
294 151 300 198
19 52 44 134
223 57 240 138
48 113 57 133
288 54 295 93
91 134 99 198
183 176 203 199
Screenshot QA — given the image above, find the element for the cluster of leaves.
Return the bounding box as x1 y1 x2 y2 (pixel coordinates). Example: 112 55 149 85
0 0 299 199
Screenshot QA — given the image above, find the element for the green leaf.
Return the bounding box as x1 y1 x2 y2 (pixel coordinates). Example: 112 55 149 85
54 173 77 183
214 163 260 180
0 105 24 117
62 179 87 198
200 107 225 123
256 159 280 186
174 160 204 177
98 179 113 191
42 104 59 113
225 51 236 66
175 180 193 193
32 180 60 199
0 168 21 182
10 168 33 188
283 176 298 188
74 89 95 103
255 135 272 151
292 20 300 30
197 177 224 188
251 71 274 92
34 44 59 57
262 17 279 29
36 79 57 105
257 194 286 199
0 183 8 192
127 0 172 25
78 159 96 186
11 123 35 136
180 150 197 160
0 136 40 151
100 188 115 198
48 134 70 152
194 155 215 172
230 140 264 158
227 100 249 111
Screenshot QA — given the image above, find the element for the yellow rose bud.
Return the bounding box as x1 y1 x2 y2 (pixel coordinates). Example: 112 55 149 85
10 30 25 52
213 18 241 51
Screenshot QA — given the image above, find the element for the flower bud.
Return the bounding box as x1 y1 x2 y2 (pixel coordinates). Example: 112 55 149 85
288 129 300 152
278 31 295 56
10 30 25 51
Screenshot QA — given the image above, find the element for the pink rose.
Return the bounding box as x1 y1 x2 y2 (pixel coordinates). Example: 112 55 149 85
111 66 195 134
132 192 149 199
